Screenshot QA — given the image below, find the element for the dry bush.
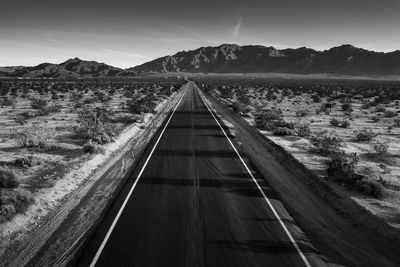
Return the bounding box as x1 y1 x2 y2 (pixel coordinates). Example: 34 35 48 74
330 118 350 128
384 110 396 118
394 118 400 127
372 141 389 155
126 94 157 114
327 153 361 185
74 107 116 144
30 98 47 109
354 179 385 198
0 168 19 188
354 129 377 142
0 188 34 223
13 124 56 151
375 106 386 112
296 124 311 137
273 127 293 136
312 131 343 155
82 142 106 154
296 110 309 117
254 108 284 130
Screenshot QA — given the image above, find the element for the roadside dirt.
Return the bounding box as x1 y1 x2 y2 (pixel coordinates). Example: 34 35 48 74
202 92 400 266
1 89 185 267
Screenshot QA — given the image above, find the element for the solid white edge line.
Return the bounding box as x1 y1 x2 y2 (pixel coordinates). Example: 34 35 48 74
89 84 189 267
196 84 312 267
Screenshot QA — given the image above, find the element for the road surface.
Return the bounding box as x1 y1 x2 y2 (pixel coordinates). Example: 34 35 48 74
78 82 330 267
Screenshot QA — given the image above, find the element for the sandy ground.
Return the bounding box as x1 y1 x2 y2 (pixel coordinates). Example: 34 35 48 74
208 83 400 230
0 80 180 261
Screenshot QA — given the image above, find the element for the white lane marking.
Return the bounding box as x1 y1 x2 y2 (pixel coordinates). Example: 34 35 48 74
90 84 189 267
196 84 312 267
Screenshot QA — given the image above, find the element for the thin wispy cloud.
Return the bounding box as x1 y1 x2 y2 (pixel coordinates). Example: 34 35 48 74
232 17 243 37
99 49 151 59
46 38 59 43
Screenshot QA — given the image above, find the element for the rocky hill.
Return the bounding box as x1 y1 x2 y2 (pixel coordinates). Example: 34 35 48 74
131 44 400 76
0 58 136 78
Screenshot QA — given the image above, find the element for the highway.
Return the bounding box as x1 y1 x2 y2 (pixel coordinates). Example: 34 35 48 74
78 82 329 267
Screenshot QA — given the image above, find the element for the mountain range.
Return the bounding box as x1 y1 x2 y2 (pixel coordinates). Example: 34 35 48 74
0 57 136 78
1 44 400 78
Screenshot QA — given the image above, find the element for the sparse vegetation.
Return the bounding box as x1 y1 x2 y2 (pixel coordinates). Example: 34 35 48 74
312 131 343 155
354 129 377 142
0 168 19 188
199 76 400 204
372 141 389 155
0 77 184 226
82 141 106 154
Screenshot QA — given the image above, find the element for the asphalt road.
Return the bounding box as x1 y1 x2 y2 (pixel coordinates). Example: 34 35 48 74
78 82 330 267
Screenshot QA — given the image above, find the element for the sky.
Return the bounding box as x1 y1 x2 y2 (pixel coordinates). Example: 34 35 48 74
1 0 399 68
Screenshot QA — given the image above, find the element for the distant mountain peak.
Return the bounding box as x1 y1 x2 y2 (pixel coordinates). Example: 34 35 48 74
131 43 400 76
1 57 136 78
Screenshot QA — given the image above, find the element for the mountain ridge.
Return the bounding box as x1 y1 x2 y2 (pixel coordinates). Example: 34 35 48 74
0 57 136 78
130 44 400 75
1 44 400 78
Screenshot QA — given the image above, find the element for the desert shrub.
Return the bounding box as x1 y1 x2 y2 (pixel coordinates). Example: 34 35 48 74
82 142 106 154
330 118 339 127
12 125 55 150
273 127 293 136
1 96 13 106
339 120 350 128
94 91 111 103
276 120 295 129
312 131 343 154
70 92 83 101
320 103 334 115
237 93 251 105
84 98 96 104
253 108 284 130
384 110 396 118
231 102 242 113
330 118 350 128
311 95 321 103
44 104 62 113
14 156 38 168
126 95 156 114
354 129 377 142
0 168 19 188
30 98 47 109
14 112 34 125
326 153 361 185
372 141 389 155
296 110 309 117
0 188 34 223
296 124 311 137
341 102 352 112
394 118 400 127
371 116 380 123
74 107 115 144
354 179 385 198
0 204 16 223
51 93 59 100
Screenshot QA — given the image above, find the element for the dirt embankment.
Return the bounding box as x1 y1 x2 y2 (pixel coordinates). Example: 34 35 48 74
1 89 186 267
202 93 400 266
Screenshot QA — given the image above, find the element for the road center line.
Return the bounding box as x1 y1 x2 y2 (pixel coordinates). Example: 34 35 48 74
195 83 312 267
89 84 189 267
